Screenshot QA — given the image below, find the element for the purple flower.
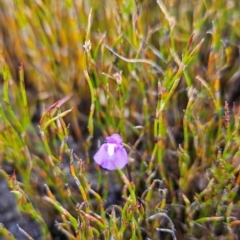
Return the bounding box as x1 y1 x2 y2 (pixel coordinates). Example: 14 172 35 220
93 134 128 170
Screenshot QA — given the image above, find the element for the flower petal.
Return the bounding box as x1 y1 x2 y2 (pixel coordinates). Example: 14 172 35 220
93 143 128 170
93 144 108 166
107 143 116 156
100 156 117 170
106 134 122 145
113 146 128 169
93 144 117 170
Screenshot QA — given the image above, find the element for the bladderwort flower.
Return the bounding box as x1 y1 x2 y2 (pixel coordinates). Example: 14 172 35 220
93 134 128 170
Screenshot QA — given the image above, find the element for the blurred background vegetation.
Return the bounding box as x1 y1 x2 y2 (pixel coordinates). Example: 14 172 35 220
0 0 240 239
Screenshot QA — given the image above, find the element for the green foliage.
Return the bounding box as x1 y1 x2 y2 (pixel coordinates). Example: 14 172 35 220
0 0 240 239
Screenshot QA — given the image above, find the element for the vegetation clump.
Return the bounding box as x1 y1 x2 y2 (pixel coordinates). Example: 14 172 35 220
0 0 240 239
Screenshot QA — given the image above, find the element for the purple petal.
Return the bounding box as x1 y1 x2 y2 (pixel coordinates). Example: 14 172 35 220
100 156 118 170
93 144 108 166
112 146 128 169
106 134 122 145
93 143 128 170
